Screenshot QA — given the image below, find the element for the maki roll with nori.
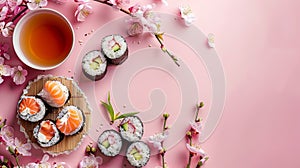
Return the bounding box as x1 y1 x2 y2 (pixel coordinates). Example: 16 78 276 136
38 80 69 108
101 34 128 65
82 50 107 81
17 96 46 122
97 129 122 157
126 141 150 167
119 116 144 142
55 106 85 136
33 120 63 147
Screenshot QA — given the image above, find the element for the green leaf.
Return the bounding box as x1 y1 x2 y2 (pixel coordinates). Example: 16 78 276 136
101 100 115 122
116 112 139 120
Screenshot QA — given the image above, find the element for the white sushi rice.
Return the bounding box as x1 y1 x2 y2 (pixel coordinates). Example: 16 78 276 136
82 50 107 79
101 35 127 59
98 130 122 157
56 106 84 136
126 141 150 167
18 96 46 122
120 116 144 142
33 120 61 148
38 80 69 108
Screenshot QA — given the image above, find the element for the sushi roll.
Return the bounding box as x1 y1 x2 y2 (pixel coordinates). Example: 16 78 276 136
56 106 85 136
38 80 69 108
97 130 122 157
82 50 107 81
119 116 144 142
126 141 150 167
101 34 128 65
17 96 46 122
33 120 63 147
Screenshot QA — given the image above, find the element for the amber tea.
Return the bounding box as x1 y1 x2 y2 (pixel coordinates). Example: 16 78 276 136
13 9 74 70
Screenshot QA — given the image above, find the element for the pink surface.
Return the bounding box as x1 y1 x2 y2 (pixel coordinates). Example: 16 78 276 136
1 0 300 167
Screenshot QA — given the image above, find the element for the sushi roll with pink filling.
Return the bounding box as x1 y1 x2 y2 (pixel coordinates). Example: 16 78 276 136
126 141 150 167
82 50 107 81
38 80 69 108
17 96 46 122
119 116 144 142
101 34 128 65
97 130 122 157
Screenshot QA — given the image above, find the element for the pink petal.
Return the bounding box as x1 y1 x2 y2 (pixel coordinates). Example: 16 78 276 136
27 2 39 10
0 77 3 84
0 57 4 64
39 0 48 7
2 65 11 76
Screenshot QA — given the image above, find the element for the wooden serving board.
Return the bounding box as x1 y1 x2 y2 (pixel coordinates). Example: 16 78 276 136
18 75 91 155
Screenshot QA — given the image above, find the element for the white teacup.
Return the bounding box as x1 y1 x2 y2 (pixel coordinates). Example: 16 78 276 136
13 8 75 70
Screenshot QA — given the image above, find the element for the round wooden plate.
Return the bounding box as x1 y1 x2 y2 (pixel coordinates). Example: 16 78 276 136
18 75 91 156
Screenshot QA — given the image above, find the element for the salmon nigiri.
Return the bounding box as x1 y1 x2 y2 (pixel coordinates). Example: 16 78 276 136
18 96 46 122
56 106 84 136
38 80 69 108
33 120 63 147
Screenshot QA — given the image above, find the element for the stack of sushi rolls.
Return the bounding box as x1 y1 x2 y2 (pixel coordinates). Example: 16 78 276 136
97 115 150 167
126 141 151 168
38 80 69 108
55 106 85 136
17 96 46 122
119 116 144 142
82 50 107 81
101 34 128 65
98 130 123 157
33 120 63 147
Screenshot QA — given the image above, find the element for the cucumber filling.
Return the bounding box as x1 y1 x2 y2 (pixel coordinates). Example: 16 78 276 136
102 140 110 148
89 57 103 70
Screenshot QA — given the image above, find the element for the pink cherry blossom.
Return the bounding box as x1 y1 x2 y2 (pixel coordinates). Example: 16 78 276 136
0 21 15 37
109 0 129 8
186 143 206 157
26 155 51 168
0 58 11 84
79 154 103 168
27 0 48 10
127 19 143 36
0 6 9 21
7 0 23 12
11 65 27 85
179 5 196 26
0 43 10 60
148 131 169 150
127 4 161 36
0 125 14 146
190 121 202 134
75 2 92 22
14 137 31 156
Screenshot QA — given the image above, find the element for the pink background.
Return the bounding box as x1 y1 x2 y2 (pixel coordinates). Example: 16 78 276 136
1 0 300 167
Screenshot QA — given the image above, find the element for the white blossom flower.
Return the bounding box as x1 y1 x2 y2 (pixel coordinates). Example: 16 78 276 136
179 5 196 26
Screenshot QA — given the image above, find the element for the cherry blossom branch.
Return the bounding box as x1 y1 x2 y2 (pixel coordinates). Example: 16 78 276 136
186 131 193 168
155 34 180 67
195 102 204 122
93 0 132 16
161 113 169 168
12 6 28 23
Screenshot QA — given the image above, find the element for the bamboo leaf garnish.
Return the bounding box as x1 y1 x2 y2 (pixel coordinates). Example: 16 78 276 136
116 112 139 120
101 92 139 124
